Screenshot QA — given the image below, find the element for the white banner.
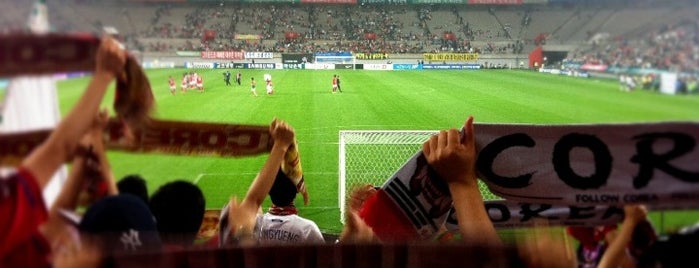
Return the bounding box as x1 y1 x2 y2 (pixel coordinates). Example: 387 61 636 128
305 63 335 70
475 122 699 206
364 64 392 70
660 72 678 95
244 52 273 59
184 62 215 69
142 61 175 69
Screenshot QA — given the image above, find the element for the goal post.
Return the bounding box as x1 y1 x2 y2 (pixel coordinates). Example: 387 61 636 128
338 130 500 223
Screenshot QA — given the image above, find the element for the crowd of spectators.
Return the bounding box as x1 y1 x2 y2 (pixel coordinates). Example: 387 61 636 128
128 4 527 55
568 19 699 73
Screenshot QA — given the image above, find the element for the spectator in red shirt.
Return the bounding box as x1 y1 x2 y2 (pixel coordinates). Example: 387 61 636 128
0 36 126 268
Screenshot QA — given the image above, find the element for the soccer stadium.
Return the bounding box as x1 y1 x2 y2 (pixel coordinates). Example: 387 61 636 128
1 0 699 266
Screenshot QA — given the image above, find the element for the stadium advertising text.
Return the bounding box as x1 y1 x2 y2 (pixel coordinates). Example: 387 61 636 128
393 64 422 70
410 0 465 3
305 63 335 70
474 122 699 207
467 0 523 4
282 53 313 64
300 0 357 3
363 64 391 70
422 64 480 70
213 62 246 69
315 52 353 63
335 64 353 69
142 61 176 69
175 51 201 57
423 53 479 61
243 0 297 2
233 34 262 40
283 63 305 69
354 53 388 60
201 51 244 60
244 52 273 59
185 62 215 69
359 0 407 3
246 63 276 69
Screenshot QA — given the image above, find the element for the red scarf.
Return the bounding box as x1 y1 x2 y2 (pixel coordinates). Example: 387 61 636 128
268 205 298 216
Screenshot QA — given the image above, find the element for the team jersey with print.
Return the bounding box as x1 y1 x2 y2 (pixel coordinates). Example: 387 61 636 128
0 168 51 267
254 213 324 245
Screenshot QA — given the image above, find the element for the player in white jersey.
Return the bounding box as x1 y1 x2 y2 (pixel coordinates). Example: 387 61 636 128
196 72 204 92
188 72 197 90
263 74 274 94
181 73 189 93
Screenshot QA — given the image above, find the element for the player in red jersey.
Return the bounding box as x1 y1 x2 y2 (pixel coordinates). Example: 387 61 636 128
196 72 204 92
188 72 197 91
168 76 176 95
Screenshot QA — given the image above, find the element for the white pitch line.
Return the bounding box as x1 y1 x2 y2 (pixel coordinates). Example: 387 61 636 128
193 173 205 185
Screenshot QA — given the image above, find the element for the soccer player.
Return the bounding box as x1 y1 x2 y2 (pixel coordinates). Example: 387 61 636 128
188 71 197 91
332 74 338 93
264 74 274 95
181 72 188 93
250 77 258 97
266 80 274 95
168 75 176 95
196 72 204 92
223 70 231 86
236 71 242 86
336 75 342 93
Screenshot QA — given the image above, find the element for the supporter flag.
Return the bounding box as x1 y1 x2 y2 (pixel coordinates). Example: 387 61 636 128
0 0 67 207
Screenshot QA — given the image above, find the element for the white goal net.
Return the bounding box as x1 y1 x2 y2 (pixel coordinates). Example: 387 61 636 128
338 130 500 223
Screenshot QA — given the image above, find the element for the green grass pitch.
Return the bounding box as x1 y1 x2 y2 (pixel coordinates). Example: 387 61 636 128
55 69 699 235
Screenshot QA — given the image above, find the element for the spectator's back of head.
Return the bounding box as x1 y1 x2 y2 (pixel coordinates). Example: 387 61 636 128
637 223 699 268
269 169 297 207
117 174 148 204
149 180 205 246
79 194 162 254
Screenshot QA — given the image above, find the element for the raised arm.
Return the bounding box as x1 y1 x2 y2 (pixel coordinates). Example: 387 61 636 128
21 36 126 188
240 118 295 209
224 119 295 245
422 116 501 246
597 205 649 268
40 110 116 246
